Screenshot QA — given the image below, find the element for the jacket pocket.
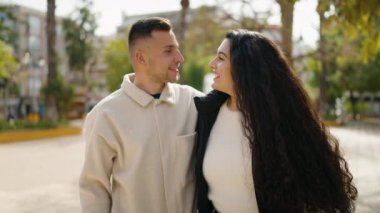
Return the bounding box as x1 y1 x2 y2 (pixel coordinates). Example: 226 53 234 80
175 132 197 184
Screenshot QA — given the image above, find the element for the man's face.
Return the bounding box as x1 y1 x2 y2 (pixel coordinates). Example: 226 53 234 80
144 30 184 83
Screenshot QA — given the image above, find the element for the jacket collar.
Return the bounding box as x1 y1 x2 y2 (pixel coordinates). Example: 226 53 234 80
194 90 229 114
121 73 176 107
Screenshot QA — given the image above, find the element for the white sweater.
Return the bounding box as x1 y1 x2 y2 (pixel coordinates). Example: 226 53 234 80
203 103 259 213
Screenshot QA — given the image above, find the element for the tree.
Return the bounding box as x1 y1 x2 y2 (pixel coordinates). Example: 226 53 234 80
46 0 58 121
0 5 18 49
185 6 232 57
308 8 380 119
0 40 17 79
276 0 297 67
63 0 97 85
41 74 74 121
313 0 380 116
0 40 18 119
180 6 232 87
179 0 190 54
338 53 380 119
181 56 211 91
316 0 330 116
215 0 271 30
103 32 133 92
331 0 380 61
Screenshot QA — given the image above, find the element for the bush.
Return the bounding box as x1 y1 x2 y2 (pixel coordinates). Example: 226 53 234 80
181 56 212 91
0 120 59 132
41 74 74 121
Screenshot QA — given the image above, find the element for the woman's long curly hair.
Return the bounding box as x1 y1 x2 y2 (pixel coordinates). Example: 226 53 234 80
226 29 357 212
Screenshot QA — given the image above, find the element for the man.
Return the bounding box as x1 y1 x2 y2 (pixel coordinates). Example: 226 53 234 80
80 17 202 213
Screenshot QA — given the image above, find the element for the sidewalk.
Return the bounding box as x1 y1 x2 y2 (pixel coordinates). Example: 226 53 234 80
0 135 84 212
331 121 380 212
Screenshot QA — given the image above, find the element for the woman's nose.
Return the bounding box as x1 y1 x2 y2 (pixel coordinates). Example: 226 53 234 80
209 58 215 69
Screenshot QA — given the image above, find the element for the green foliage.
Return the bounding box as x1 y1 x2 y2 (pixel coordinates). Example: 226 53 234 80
344 100 371 116
0 40 17 78
322 111 338 121
7 81 19 96
185 6 233 58
0 5 19 49
181 56 212 91
41 75 74 121
309 2 380 116
308 29 380 116
339 54 380 93
103 32 133 92
331 0 380 61
308 67 343 108
63 0 97 73
307 29 344 109
0 120 58 132
180 6 233 89
306 58 321 88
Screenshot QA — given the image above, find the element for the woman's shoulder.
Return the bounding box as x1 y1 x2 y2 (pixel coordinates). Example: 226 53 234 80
194 90 229 113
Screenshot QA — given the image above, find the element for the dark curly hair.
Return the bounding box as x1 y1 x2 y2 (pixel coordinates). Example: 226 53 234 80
225 29 357 212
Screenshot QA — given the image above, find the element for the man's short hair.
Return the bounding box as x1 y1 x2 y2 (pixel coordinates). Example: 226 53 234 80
128 17 172 49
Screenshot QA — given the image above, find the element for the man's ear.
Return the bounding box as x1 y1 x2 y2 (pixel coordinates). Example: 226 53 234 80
134 50 147 65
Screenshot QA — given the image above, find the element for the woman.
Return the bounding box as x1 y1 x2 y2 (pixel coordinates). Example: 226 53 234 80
194 29 357 213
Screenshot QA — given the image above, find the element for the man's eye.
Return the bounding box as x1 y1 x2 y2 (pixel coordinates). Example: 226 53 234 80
218 56 224 61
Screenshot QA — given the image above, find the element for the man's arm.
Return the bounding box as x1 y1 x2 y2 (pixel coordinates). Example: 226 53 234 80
80 110 115 213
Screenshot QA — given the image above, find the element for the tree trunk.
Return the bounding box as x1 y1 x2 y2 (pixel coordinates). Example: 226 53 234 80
348 90 358 120
317 0 329 116
46 0 58 121
179 0 190 54
277 0 295 67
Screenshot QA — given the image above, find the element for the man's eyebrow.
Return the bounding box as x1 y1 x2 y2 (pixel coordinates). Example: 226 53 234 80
163 44 177 48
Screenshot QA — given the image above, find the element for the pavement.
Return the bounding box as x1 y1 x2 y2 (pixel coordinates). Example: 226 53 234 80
331 121 380 213
0 135 84 213
0 121 379 212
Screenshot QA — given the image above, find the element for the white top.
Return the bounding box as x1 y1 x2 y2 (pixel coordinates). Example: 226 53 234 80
203 103 259 213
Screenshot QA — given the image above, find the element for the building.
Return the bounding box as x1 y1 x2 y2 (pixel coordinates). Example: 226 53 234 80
0 4 69 119
117 8 198 39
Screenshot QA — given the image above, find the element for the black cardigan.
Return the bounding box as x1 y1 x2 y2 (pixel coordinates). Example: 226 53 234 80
193 90 229 213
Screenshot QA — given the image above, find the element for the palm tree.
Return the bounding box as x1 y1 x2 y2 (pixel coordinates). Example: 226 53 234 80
179 0 190 53
46 0 58 121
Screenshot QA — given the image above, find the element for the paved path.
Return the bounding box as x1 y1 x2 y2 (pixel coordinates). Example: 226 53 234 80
0 122 378 212
331 122 380 213
0 135 84 213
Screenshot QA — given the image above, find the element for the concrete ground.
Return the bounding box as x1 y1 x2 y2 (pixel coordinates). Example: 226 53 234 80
0 135 84 213
331 122 380 213
0 121 378 212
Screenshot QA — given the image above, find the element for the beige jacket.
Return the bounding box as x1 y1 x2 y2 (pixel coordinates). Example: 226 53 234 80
80 74 203 213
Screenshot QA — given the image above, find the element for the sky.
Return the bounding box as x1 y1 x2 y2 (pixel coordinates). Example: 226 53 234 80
3 0 319 47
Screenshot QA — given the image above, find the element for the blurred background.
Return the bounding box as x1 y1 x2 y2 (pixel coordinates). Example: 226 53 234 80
0 0 379 212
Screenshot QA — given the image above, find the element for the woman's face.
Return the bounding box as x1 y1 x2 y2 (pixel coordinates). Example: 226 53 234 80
209 39 235 96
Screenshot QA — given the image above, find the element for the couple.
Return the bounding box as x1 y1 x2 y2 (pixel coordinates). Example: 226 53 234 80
80 17 357 213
